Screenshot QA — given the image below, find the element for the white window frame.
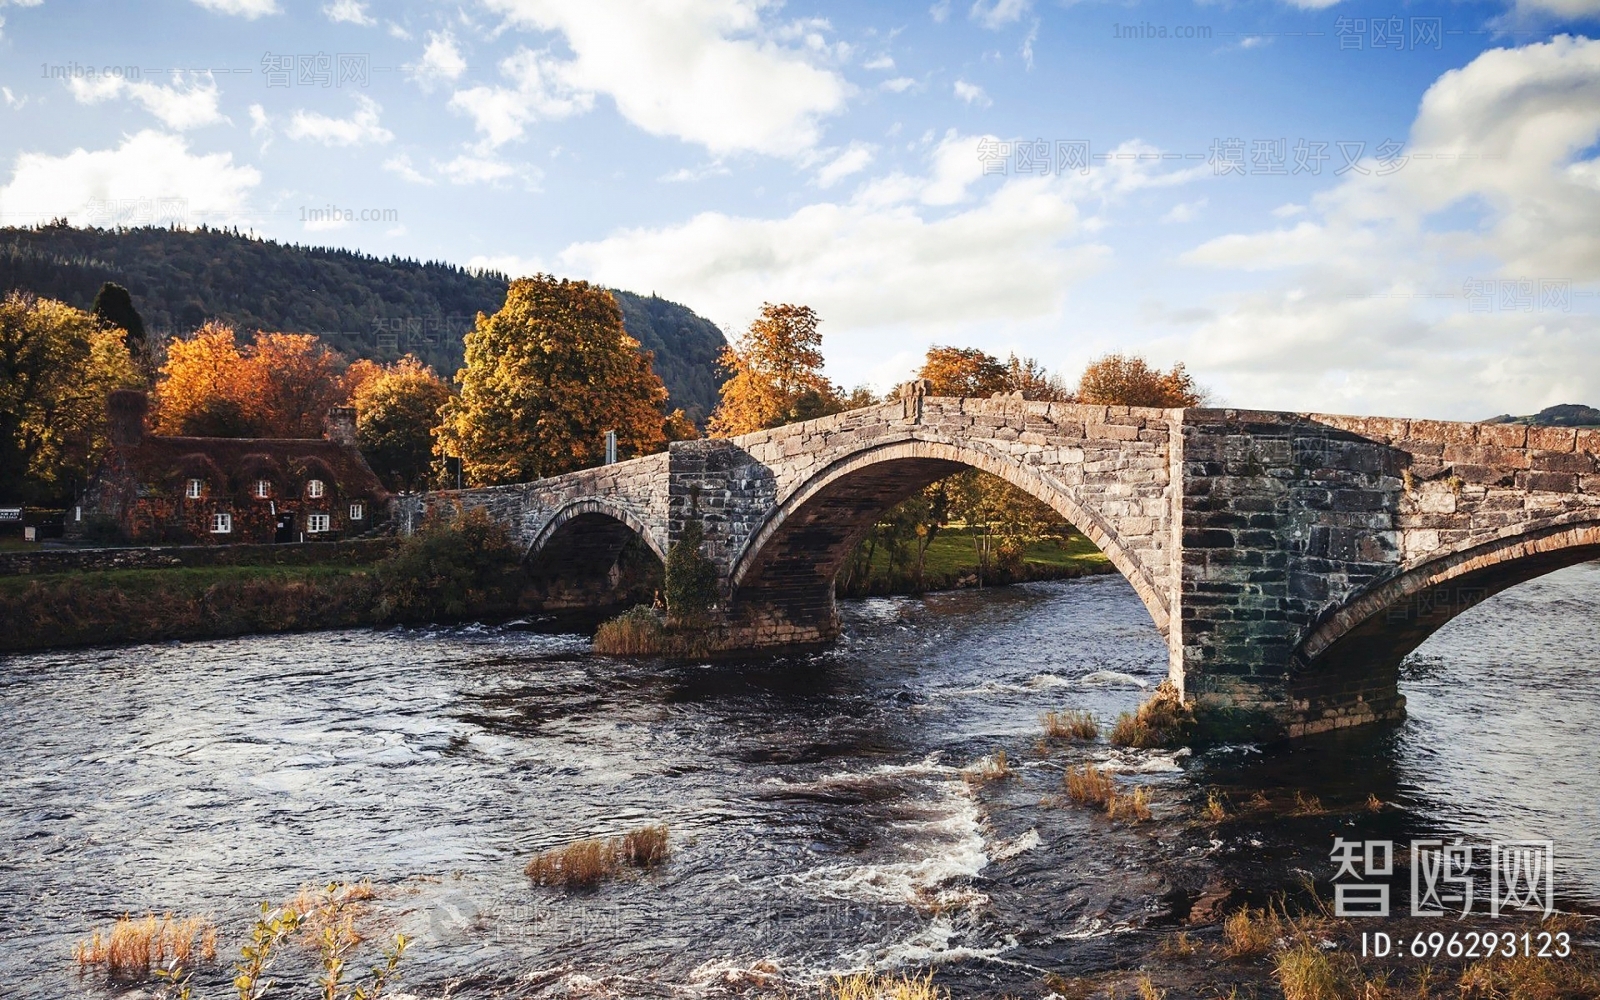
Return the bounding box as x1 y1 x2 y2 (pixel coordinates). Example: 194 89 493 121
307 479 325 499
186 478 204 499
307 513 331 534
210 512 233 534
254 479 271 499
349 502 364 521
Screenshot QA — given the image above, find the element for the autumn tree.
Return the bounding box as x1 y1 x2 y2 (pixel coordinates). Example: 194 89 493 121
919 346 1008 397
348 355 452 491
435 275 668 484
708 303 844 436
0 292 140 502
1075 353 1203 408
246 332 348 437
153 322 253 436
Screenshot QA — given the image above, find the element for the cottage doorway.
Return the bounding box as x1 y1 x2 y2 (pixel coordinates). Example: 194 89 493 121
275 513 295 543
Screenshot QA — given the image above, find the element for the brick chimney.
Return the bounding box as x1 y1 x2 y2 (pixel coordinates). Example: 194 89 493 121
324 405 358 446
106 389 148 448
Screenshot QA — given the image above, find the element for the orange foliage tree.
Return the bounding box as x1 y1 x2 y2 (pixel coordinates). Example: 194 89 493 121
154 324 348 437
435 275 669 484
1075 353 1203 408
347 355 452 491
708 303 842 436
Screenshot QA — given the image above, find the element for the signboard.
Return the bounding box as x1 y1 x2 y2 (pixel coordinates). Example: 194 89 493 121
0 507 22 522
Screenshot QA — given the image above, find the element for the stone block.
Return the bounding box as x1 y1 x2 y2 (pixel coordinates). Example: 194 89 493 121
1477 423 1527 448
1528 426 1577 452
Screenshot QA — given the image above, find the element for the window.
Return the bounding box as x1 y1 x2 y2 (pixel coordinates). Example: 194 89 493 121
210 512 233 534
307 479 325 499
349 502 365 521
254 479 271 499
307 513 330 533
186 478 204 499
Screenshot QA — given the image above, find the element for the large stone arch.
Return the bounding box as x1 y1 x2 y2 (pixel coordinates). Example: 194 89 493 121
725 436 1172 636
1285 520 1600 734
524 499 667 610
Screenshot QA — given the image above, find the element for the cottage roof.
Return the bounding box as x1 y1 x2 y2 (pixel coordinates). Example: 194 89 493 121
112 434 388 500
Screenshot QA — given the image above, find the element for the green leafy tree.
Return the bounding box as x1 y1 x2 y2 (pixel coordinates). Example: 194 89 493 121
436 275 669 484
664 517 719 620
0 292 140 503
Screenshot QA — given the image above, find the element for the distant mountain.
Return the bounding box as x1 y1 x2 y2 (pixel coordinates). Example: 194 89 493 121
0 223 727 422
1481 403 1600 428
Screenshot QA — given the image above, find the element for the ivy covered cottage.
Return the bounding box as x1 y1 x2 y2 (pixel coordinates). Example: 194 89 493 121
69 389 388 544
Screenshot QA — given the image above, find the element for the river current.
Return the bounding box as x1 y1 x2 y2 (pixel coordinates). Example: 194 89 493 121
2 562 1597 997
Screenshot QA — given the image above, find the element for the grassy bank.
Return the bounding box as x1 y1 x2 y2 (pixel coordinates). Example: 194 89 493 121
838 527 1113 597
0 563 382 652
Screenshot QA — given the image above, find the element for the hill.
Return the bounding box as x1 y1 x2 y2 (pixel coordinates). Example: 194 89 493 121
0 223 727 421
1481 403 1600 428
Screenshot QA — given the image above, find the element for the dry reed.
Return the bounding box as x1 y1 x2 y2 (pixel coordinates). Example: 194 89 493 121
527 824 671 887
73 913 217 974
1042 709 1099 741
831 970 948 1000
961 750 1013 783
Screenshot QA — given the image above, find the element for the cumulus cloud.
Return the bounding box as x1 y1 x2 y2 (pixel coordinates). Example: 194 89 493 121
953 79 990 106
190 0 278 17
449 47 592 148
814 142 874 187
383 153 433 184
285 94 394 146
67 72 227 130
550 133 1204 384
322 0 373 24
0 130 260 227
435 152 537 187
970 0 1032 29
478 0 850 157
1178 35 1600 418
410 30 467 87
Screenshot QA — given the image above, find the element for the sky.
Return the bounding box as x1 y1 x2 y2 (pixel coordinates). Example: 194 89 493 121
0 0 1597 420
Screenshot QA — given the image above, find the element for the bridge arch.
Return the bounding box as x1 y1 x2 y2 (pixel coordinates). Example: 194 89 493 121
1287 519 1600 733
524 499 667 610
725 436 1172 636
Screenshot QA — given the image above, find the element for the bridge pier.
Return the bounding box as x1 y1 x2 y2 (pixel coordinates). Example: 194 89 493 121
395 396 1599 741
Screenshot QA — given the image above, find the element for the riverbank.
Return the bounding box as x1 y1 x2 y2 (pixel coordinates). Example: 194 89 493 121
0 524 1114 655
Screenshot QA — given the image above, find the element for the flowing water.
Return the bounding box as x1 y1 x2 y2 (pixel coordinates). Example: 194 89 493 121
2 562 1597 998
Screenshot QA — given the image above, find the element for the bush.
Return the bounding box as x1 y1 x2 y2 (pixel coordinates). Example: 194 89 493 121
375 507 524 621
664 517 718 621
592 604 667 655
1110 680 1195 748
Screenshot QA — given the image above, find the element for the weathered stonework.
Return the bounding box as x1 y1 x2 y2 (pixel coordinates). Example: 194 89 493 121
394 390 1600 739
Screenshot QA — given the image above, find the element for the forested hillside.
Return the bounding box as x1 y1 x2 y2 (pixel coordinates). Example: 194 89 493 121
0 223 727 420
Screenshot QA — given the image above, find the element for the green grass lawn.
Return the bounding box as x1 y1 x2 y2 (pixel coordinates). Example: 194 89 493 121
843 526 1111 595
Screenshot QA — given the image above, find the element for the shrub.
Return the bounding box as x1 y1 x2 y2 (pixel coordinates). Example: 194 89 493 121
1043 709 1099 741
664 517 719 621
1109 680 1194 748
593 604 666 655
375 507 523 621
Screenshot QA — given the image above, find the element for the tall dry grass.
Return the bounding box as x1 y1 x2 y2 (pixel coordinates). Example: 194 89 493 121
527 824 671 887
1109 680 1194 748
73 913 217 974
1042 709 1099 741
1064 763 1152 822
831 970 948 1000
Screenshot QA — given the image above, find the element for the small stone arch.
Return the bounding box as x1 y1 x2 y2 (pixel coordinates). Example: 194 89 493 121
523 498 668 611
526 498 668 565
726 436 1171 635
1286 520 1600 734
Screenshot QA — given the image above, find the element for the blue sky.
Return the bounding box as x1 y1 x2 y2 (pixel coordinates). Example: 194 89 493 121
1 0 1597 419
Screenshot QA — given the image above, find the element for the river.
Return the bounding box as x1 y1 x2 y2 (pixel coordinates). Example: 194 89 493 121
2 562 1596 998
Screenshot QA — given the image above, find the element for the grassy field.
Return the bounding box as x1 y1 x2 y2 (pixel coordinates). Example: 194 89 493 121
839 527 1112 597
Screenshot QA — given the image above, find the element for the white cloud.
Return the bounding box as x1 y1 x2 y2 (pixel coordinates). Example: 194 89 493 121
322 0 373 24
552 134 1199 379
1276 0 1343 9
0 130 260 227
2 87 24 110
67 72 227 130
882 77 917 93
659 161 731 182
479 0 850 157
970 0 1031 29
466 253 545 277
383 153 433 184
815 142 874 188
1178 35 1600 418
930 0 952 22
1161 198 1207 223
285 94 394 146
953 79 990 106
1513 0 1600 15
863 54 895 71
411 30 467 87
448 47 592 148
190 0 278 17
435 152 537 187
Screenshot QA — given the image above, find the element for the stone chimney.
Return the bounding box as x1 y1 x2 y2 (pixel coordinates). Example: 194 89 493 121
106 389 148 448
324 405 358 446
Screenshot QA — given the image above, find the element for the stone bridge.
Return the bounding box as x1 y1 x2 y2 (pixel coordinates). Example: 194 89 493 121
396 385 1600 738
